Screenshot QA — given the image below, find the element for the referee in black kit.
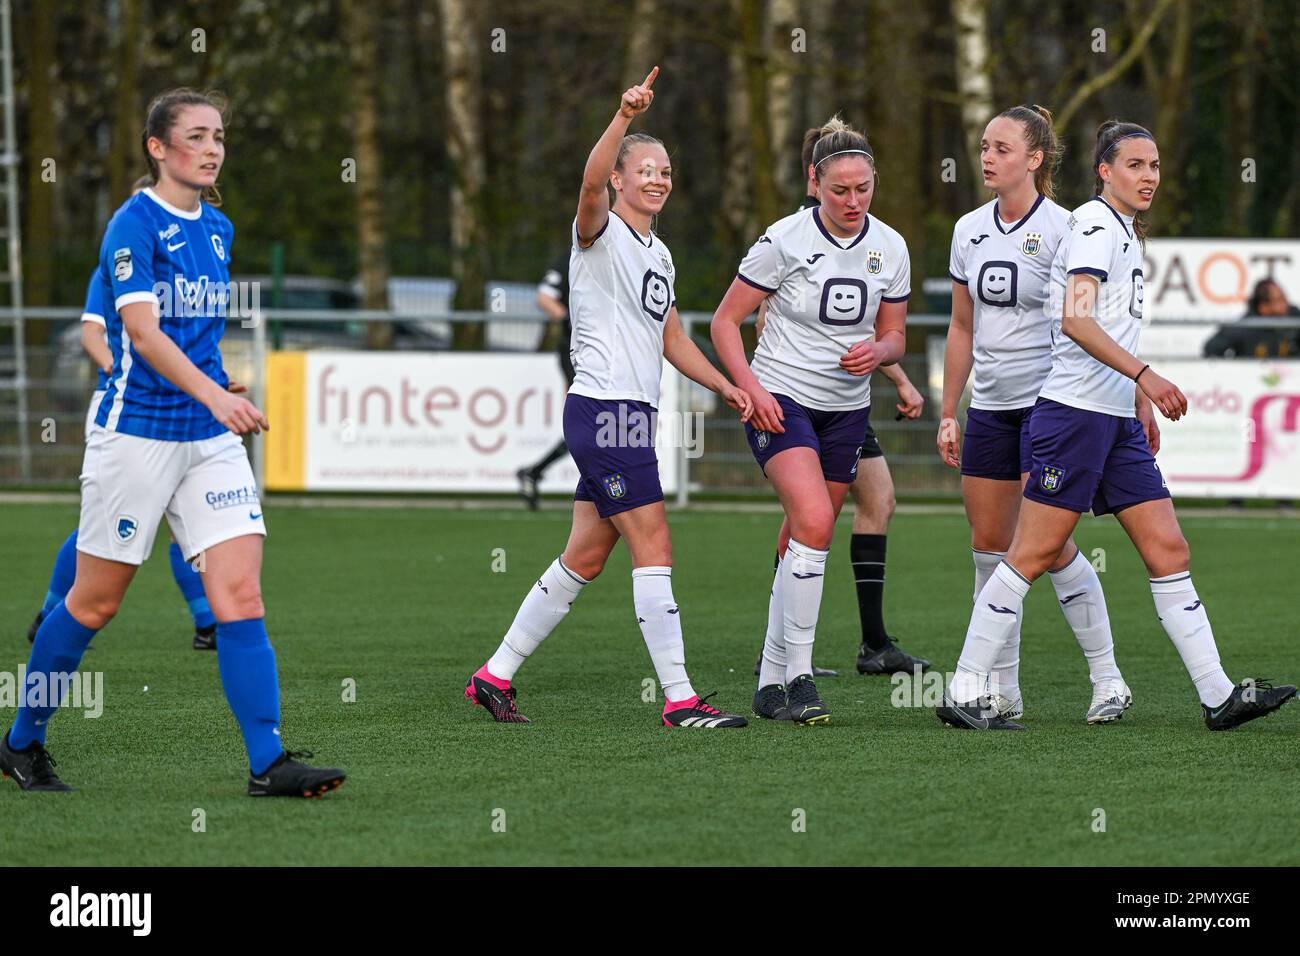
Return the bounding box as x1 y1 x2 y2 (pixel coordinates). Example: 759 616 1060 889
517 251 574 509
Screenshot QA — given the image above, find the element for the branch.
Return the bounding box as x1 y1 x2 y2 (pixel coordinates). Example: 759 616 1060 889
1054 0 1178 134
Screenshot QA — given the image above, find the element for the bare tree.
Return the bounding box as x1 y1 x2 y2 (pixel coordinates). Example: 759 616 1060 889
440 0 488 349
767 0 800 203
345 0 392 349
952 0 993 180
22 0 55 316
623 0 658 88
722 27 755 247
108 0 141 212
738 0 779 229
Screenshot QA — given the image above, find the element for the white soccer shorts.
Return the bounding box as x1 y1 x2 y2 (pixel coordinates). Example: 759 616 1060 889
85 389 106 438
77 429 266 565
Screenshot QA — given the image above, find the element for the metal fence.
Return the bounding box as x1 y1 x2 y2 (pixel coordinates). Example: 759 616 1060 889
4 308 1299 499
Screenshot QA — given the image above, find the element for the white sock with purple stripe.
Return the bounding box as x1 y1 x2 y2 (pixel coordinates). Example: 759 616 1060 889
488 557 588 681
782 539 828 684
633 566 695 703
1149 571 1234 707
759 554 788 688
1050 550 1123 685
950 561 1031 703
974 550 1021 703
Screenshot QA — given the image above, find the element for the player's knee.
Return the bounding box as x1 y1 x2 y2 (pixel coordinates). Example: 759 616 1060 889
215 574 264 620
1148 532 1190 576
71 594 121 630
970 530 1012 553
791 509 835 550
566 553 607 581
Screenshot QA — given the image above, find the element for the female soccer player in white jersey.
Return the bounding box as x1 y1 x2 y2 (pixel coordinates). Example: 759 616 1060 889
465 68 754 728
1 90 345 794
712 116 910 725
938 119 1297 731
26 178 225 654
938 105 1132 725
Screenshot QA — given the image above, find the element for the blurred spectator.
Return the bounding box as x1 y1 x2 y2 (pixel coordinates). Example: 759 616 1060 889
1203 278 1300 358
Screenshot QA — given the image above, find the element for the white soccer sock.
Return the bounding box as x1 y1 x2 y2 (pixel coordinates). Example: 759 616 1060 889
632 566 695 703
488 557 589 680
1049 550 1123 685
782 538 828 684
950 561 1031 702
1149 572 1234 707
974 550 1021 703
758 555 787 688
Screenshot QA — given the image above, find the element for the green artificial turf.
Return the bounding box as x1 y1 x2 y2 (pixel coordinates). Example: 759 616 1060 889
2 502 1297 865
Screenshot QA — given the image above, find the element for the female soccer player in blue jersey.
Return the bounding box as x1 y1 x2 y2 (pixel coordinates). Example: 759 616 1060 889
712 116 911 725
465 68 753 728
938 105 1132 725
26 178 223 653
1 90 345 794
938 119 1296 731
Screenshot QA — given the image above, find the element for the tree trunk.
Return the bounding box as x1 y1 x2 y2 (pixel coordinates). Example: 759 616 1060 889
440 0 488 350
870 0 925 305
721 12 755 248
622 0 658 88
344 0 392 349
738 0 779 230
22 0 56 320
806 0 833 123
767 0 799 205
952 0 993 183
108 0 140 208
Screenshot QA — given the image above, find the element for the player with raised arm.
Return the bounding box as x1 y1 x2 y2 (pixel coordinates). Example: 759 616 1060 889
26 176 224 653
939 105 1131 724
1 89 345 794
713 116 910 725
465 68 754 728
938 120 1297 731
749 127 929 680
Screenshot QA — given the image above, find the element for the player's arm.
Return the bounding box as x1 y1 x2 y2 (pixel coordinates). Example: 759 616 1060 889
840 300 905 376
536 291 567 322
937 280 975 466
710 277 782 432
1061 273 1187 420
754 300 767 339
881 361 924 418
663 307 752 422
576 67 658 246
79 321 112 374
119 301 268 434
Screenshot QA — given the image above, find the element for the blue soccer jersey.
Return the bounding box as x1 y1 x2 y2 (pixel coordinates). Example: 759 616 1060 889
80 270 110 391
94 187 234 441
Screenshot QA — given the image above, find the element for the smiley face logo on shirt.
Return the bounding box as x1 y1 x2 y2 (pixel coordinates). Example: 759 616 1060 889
1130 268 1145 320
641 269 670 322
818 278 869 326
977 260 1019 307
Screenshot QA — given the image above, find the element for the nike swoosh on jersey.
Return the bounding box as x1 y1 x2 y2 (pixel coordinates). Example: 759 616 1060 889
250 511 262 520
167 241 187 251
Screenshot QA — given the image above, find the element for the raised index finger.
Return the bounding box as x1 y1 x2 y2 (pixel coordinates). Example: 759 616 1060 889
642 66 659 89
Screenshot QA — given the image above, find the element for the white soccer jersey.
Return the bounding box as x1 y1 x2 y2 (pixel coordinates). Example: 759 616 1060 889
1040 196 1146 417
948 194 1068 410
741 207 910 411
567 211 676 408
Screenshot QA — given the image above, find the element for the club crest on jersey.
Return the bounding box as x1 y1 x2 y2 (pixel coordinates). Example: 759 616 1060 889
755 430 770 450
865 249 884 275
1022 231 1043 256
115 514 138 542
602 473 628 499
113 248 133 281
211 234 226 261
658 250 672 275
1040 465 1066 494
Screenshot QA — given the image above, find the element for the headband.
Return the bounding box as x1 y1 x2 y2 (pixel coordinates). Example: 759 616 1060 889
814 148 874 169
1099 130 1154 163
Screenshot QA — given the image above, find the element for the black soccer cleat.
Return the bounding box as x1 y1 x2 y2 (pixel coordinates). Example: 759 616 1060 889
857 640 930 676
937 691 1026 731
465 673 531 723
752 684 792 721
785 674 831 725
516 468 540 511
27 610 44 645
753 647 839 678
248 750 345 797
662 692 748 728
0 733 73 792
1203 679 1297 731
193 623 217 651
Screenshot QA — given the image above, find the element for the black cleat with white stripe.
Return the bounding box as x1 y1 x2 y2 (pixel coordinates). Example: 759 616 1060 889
1203 679 1297 731
662 692 748 728
937 691 1026 731
248 750 346 798
0 732 72 792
